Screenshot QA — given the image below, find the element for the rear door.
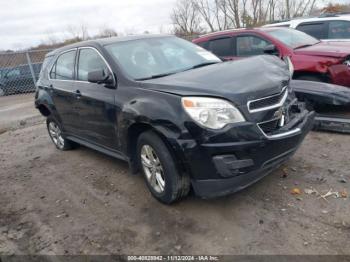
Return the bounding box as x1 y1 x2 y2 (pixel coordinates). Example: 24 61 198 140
49 49 80 134
74 47 117 149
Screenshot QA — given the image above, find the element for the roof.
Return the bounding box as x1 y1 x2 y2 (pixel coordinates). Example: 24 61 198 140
46 34 173 57
198 28 248 38
264 14 350 28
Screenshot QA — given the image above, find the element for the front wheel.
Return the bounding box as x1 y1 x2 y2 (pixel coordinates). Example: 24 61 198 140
137 131 190 204
46 117 74 151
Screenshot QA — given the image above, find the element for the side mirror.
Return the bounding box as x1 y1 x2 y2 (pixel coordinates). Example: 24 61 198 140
263 45 279 56
88 69 114 85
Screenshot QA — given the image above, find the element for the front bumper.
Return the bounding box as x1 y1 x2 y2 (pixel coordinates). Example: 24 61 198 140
182 108 315 198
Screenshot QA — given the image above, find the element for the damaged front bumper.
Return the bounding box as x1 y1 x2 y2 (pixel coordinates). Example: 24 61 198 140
180 98 314 198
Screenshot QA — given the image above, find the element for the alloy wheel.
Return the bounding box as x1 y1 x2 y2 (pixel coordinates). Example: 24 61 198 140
140 145 166 194
48 122 65 149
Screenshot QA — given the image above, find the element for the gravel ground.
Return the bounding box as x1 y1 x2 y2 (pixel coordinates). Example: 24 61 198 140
0 97 349 255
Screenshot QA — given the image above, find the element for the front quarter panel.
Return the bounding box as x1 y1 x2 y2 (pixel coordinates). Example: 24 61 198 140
117 85 191 154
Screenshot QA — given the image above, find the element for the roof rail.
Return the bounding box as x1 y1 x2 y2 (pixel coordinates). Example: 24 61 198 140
319 12 350 18
269 19 291 24
319 13 340 18
199 28 247 38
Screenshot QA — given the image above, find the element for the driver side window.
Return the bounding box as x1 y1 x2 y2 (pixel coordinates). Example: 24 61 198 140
77 48 110 81
236 36 271 57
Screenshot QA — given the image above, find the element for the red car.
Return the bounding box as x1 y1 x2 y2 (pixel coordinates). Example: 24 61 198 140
193 27 350 88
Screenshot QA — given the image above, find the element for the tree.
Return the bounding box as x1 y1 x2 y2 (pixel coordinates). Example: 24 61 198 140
66 24 89 41
171 0 203 36
321 3 350 14
97 27 118 38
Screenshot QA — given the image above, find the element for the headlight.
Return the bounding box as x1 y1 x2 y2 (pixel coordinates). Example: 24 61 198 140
283 56 294 78
181 97 245 129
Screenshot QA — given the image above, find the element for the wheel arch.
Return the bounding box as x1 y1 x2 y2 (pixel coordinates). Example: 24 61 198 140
37 104 51 117
126 122 188 176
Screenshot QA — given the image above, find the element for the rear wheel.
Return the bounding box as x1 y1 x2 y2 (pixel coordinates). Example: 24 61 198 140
46 117 74 151
137 131 190 204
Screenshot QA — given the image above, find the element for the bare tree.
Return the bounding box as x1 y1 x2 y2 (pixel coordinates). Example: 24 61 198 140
97 27 118 38
171 0 323 34
66 24 90 41
171 0 203 36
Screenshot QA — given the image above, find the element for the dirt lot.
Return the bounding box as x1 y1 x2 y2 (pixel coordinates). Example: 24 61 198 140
0 95 349 255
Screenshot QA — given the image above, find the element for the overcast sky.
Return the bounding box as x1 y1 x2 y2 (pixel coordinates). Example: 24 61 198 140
0 0 348 50
0 0 177 50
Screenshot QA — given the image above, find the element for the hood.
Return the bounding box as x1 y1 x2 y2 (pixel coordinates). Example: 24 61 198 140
294 41 350 58
140 55 290 106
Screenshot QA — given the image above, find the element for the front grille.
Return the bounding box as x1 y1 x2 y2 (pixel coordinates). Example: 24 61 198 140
258 118 280 134
248 87 287 112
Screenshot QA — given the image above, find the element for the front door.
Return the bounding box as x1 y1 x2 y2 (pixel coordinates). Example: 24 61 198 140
234 34 274 60
74 47 117 149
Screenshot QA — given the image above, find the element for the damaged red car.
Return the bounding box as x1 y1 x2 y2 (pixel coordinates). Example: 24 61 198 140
193 27 350 88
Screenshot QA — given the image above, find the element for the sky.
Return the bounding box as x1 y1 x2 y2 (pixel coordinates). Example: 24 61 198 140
0 0 348 50
0 0 177 50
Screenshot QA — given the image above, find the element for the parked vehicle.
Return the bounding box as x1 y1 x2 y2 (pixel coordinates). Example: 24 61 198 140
263 14 350 42
290 80 350 133
35 35 314 204
0 63 42 96
193 27 350 88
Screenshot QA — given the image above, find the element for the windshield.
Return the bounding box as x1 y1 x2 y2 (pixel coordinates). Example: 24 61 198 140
105 36 221 80
264 28 320 49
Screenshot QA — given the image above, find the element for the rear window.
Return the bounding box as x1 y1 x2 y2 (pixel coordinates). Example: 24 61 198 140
196 41 209 50
296 22 326 39
209 37 233 57
39 57 52 78
50 50 76 80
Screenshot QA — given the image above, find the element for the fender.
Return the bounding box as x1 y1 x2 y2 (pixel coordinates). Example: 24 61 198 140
35 87 63 125
117 89 193 175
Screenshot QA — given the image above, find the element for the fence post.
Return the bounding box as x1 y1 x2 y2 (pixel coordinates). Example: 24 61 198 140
26 51 37 87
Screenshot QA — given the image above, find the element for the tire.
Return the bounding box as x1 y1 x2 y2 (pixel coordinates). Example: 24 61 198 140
137 131 190 204
0 87 5 97
46 117 75 151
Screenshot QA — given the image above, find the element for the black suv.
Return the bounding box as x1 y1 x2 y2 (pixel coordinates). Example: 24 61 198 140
35 35 314 204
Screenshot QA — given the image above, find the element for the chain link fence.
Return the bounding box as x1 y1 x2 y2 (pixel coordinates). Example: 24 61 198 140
0 49 53 97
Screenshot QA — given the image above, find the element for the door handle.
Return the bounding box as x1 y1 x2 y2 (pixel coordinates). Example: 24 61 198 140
74 89 82 99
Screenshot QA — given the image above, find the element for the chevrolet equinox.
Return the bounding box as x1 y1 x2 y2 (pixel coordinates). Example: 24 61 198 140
35 35 314 204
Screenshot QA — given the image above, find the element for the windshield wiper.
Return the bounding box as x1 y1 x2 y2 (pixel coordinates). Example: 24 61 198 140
294 44 317 49
135 72 177 81
135 62 219 81
190 62 219 69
